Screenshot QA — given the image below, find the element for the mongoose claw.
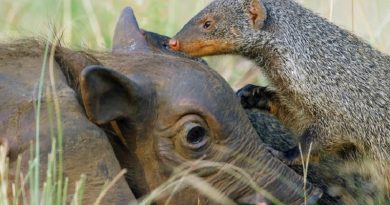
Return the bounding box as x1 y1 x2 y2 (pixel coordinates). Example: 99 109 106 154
236 84 276 111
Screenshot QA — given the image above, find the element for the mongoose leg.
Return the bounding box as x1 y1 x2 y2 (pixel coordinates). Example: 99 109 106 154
236 84 276 111
238 85 326 164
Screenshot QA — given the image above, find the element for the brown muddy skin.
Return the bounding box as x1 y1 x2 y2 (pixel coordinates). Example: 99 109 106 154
0 40 135 204
78 53 321 205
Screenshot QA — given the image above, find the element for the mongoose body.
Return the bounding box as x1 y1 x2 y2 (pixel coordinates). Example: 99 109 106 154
170 0 390 199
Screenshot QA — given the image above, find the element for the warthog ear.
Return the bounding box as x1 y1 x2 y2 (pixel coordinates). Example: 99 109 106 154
112 7 150 54
80 65 140 124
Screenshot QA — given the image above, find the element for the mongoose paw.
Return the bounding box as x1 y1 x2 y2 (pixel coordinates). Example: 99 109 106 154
236 84 276 111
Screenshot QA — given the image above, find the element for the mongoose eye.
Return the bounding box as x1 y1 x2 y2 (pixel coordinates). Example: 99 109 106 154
203 21 212 29
162 42 169 49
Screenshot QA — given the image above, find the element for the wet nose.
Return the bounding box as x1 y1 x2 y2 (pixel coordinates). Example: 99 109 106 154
168 39 180 51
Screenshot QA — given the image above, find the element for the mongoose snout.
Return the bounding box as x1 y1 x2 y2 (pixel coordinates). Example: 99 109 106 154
168 38 180 51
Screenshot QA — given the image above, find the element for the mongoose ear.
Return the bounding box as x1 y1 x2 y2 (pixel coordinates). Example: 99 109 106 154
246 0 267 29
80 65 141 124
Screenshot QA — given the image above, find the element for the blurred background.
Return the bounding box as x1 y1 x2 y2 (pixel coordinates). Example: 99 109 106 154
1 0 389 89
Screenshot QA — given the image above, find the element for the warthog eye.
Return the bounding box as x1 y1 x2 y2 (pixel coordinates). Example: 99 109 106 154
187 126 206 144
182 122 208 150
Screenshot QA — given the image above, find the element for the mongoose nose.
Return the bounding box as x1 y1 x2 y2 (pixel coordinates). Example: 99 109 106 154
168 39 180 51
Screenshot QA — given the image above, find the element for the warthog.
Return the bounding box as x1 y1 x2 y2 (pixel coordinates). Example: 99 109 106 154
1 7 322 205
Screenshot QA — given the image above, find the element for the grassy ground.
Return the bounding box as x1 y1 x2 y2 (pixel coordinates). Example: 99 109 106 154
0 0 389 204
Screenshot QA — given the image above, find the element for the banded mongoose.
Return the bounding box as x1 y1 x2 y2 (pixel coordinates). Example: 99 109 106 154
169 0 390 194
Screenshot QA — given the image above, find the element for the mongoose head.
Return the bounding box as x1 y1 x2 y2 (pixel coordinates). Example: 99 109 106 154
169 0 267 57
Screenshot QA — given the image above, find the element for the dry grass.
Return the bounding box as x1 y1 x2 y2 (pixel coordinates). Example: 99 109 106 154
138 160 285 205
